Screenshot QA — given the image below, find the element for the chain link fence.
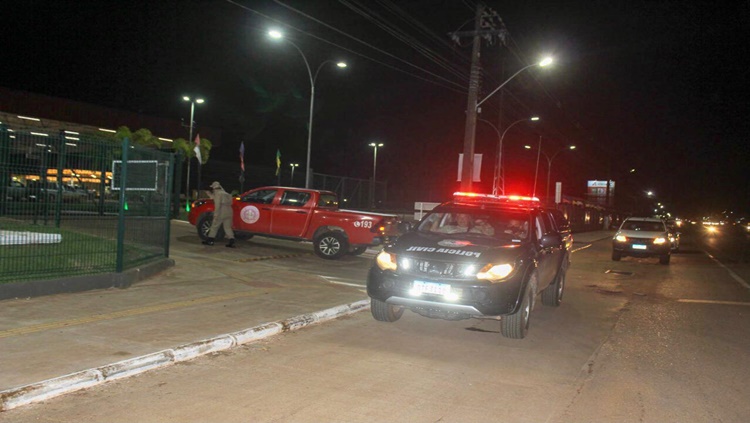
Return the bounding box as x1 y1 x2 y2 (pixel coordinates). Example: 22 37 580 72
0 126 174 284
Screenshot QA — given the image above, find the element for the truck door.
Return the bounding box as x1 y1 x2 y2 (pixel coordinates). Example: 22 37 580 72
234 188 277 234
533 212 564 289
271 190 313 237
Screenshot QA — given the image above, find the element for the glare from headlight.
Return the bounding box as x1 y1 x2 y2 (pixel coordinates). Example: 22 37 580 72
477 263 513 282
615 235 627 242
653 237 667 245
376 251 397 271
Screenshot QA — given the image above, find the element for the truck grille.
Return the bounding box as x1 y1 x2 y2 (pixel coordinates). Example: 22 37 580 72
402 258 473 279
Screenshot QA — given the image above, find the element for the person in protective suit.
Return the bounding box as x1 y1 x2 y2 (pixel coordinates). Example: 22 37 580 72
202 181 236 248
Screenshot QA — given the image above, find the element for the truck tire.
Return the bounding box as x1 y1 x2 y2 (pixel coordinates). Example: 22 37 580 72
370 298 403 322
313 231 348 260
542 262 566 307
501 280 533 339
197 212 224 241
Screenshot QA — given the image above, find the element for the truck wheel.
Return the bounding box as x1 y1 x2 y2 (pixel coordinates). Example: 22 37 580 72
501 280 533 339
313 231 348 260
370 298 403 322
659 254 670 265
349 246 368 256
196 212 224 241
612 251 621 261
542 262 566 307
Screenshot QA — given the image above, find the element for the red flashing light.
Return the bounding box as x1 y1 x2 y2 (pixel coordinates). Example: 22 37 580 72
453 192 540 203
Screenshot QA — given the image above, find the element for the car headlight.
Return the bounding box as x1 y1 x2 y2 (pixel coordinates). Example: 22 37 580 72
615 235 627 242
476 263 514 282
375 251 397 271
653 237 667 245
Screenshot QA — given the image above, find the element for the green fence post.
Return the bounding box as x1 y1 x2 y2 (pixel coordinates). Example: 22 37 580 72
55 132 66 228
0 124 9 217
165 153 174 258
173 152 183 219
116 137 129 273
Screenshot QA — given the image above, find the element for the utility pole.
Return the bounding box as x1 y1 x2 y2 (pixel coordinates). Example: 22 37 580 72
451 3 508 191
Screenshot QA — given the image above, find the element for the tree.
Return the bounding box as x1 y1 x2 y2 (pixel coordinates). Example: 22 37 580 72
109 126 213 164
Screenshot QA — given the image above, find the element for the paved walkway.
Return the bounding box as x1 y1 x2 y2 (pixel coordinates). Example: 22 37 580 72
0 223 614 410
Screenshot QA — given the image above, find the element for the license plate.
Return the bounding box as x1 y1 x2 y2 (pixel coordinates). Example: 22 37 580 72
632 244 647 250
412 280 451 296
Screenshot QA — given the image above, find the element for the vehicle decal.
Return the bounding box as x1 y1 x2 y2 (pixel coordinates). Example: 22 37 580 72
353 220 373 228
240 205 261 224
405 245 481 258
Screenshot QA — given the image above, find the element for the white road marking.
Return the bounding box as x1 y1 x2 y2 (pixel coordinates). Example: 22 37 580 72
705 252 750 289
677 299 750 307
318 275 367 289
572 244 592 253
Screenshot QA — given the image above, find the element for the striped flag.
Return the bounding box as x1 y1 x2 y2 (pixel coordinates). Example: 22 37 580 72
239 142 245 172
193 134 202 164
275 149 281 176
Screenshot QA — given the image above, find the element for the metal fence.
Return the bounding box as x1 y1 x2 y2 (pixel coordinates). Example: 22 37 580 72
0 126 174 284
197 159 387 210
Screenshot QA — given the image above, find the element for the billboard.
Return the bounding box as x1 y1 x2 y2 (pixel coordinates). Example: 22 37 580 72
587 180 615 206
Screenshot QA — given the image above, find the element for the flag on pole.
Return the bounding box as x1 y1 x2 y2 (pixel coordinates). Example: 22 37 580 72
239 142 245 172
275 149 281 175
193 134 202 164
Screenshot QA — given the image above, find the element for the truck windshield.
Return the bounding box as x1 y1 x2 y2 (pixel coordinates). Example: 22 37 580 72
418 209 530 240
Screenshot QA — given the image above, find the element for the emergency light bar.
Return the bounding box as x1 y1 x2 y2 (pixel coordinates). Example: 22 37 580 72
453 192 540 203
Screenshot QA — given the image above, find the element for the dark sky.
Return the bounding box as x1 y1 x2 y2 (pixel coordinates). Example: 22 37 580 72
2 0 748 216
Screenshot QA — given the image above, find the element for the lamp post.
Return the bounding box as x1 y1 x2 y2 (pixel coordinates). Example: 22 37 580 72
460 57 553 190
479 116 539 195
182 96 204 210
369 142 383 208
269 30 346 189
289 163 299 186
525 142 576 203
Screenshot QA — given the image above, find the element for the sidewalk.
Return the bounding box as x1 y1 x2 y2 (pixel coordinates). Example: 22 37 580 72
0 223 614 410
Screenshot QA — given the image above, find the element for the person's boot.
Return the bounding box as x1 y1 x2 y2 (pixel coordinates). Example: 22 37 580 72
226 238 236 248
202 237 214 246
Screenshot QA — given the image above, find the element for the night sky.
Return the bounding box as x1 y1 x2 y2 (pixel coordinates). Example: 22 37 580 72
2 0 748 216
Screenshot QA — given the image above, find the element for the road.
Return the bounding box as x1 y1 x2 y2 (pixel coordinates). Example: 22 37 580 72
2 227 750 422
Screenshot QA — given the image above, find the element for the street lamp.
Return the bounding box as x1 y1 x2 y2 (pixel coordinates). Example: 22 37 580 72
478 116 539 195
369 142 383 208
289 163 299 186
269 30 347 189
461 56 553 190
182 95 204 210
525 142 576 203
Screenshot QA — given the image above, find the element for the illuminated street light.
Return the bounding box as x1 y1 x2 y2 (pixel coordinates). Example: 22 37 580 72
525 141 576 203
461 57 553 190
268 29 347 189
479 116 539 195
369 142 383 208
289 163 299 186
182 96 204 210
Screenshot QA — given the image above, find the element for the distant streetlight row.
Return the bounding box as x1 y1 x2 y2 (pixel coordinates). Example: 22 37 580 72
181 29 559 201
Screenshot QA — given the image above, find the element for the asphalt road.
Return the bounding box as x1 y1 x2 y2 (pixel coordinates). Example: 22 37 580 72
2 228 750 422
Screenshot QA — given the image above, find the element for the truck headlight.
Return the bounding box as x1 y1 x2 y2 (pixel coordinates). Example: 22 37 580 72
653 237 667 245
615 235 627 242
476 263 513 282
375 251 397 271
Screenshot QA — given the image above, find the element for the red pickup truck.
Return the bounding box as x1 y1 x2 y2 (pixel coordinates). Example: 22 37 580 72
187 186 402 259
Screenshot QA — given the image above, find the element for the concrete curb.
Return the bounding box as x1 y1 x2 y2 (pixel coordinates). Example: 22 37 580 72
0 298 370 411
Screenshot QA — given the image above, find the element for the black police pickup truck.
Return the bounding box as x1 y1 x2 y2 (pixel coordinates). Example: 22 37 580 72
367 193 571 339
